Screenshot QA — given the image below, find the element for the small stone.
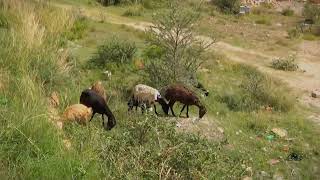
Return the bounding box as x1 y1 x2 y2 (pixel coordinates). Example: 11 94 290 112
311 89 320 98
268 159 280 165
272 128 288 138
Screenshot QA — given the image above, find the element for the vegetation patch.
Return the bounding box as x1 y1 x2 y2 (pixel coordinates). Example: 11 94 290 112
271 55 299 71
90 36 137 67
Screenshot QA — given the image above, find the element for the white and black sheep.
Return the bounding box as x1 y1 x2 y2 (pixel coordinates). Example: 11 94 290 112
127 84 168 115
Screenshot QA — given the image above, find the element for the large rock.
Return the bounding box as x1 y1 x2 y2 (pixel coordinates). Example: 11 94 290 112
311 89 320 98
272 128 288 138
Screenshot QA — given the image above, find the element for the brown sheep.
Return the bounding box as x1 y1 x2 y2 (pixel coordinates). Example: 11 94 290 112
163 84 207 118
62 104 93 125
91 81 107 101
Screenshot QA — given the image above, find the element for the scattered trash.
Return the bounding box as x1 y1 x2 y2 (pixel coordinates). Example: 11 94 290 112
285 138 295 141
311 89 320 98
287 152 303 161
266 134 274 141
176 122 182 128
272 128 288 138
268 159 280 165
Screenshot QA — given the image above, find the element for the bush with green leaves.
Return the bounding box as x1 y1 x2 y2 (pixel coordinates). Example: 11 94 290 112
212 0 240 14
303 3 320 24
271 55 299 71
282 8 294 16
144 1 213 87
90 37 136 67
217 65 294 112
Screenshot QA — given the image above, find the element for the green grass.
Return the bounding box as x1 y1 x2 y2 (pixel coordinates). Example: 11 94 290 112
1 0 320 179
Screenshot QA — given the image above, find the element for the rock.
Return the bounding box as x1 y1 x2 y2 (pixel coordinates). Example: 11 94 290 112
271 128 288 138
276 23 282 27
311 89 320 98
268 159 280 165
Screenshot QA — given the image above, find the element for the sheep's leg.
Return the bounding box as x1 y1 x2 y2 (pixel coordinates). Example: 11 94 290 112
186 105 189 118
102 114 105 126
154 104 158 115
168 101 176 117
89 112 96 122
179 105 186 117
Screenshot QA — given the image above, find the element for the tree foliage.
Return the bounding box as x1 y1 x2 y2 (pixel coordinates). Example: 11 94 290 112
144 2 214 87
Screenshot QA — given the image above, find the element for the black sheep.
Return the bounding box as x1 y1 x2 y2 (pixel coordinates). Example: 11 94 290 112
80 89 116 130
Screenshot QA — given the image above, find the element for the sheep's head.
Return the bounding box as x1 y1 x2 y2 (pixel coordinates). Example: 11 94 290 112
157 97 169 115
104 116 116 130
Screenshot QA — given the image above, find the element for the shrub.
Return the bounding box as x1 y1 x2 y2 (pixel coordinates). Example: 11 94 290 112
303 3 320 24
271 55 298 71
217 65 294 112
288 28 301 39
212 0 240 14
282 8 294 16
90 36 136 67
122 6 143 16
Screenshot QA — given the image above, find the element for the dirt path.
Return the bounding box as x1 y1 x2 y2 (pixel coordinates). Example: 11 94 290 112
54 2 320 122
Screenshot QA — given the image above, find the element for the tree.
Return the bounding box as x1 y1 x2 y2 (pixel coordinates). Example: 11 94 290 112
144 1 214 88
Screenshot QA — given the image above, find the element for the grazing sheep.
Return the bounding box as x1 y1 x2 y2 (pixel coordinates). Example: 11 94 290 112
62 104 93 125
91 81 107 101
128 84 168 115
80 89 116 130
163 84 207 118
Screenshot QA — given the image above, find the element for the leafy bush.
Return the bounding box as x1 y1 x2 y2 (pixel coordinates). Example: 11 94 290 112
90 36 136 67
212 0 240 14
303 3 320 24
282 8 294 16
271 55 299 71
217 65 294 112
